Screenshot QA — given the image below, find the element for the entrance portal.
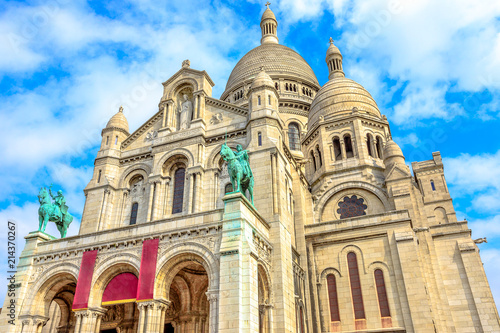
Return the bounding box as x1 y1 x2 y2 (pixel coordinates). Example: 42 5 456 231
165 261 209 332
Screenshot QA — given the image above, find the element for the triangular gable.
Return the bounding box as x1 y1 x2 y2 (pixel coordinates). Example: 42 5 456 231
121 109 163 151
386 164 411 180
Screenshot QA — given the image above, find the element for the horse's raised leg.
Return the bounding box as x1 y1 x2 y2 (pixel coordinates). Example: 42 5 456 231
38 214 43 231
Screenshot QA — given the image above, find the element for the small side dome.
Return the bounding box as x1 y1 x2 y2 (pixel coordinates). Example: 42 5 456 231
383 139 404 159
326 37 341 58
252 67 274 88
261 6 277 21
106 106 129 132
383 139 405 167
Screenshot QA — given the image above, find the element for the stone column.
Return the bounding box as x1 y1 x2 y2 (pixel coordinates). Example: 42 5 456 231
213 172 219 209
162 103 168 127
188 173 195 214
271 152 278 214
146 182 155 222
195 172 202 213
73 308 106 333
162 177 171 218
97 189 110 231
19 315 49 333
137 300 171 333
206 290 219 333
118 189 130 227
152 180 162 221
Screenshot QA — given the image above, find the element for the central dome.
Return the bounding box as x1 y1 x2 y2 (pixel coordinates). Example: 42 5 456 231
222 43 319 99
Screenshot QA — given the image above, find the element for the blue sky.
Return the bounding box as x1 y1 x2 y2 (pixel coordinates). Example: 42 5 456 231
1 0 499 308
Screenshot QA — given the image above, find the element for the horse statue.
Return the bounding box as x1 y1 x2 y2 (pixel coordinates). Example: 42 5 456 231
38 185 73 238
220 143 255 205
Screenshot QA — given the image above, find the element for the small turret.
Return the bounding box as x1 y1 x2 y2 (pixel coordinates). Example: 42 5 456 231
101 106 130 151
248 67 278 115
261 2 278 45
326 37 344 80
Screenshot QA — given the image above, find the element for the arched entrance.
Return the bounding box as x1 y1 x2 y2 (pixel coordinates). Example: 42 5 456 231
99 271 140 333
156 251 216 333
40 276 76 333
164 261 209 332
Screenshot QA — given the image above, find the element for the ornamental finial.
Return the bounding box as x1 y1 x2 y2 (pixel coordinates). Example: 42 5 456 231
119 106 123 113
265 2 271 9
329 37 334 45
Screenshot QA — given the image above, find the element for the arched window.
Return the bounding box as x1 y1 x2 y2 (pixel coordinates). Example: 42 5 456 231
172 168 186 214
327 274 340 322
310 151 317 172
302 87 305 94
285 83 289 91
344 134 354 158
97 170 102 183
431 180 436 191
316 145 323 167
106 136 109 145
288 123 300 151
333 137 342 161
374 269 391 318
434 207 448 224
258 95 261 105
268 95 271 105
130 202 138 225
275 82 279 90
367 134 374 157
115 135 118 145
376 136 383 159
258 132 262 146
225 183 233 194
347 252 365 319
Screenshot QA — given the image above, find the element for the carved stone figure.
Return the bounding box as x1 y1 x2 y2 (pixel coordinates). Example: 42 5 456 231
220 143 254 204
178 94 193 130
38 185 73 238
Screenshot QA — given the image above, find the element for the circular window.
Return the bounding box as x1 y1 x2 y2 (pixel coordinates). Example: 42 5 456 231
337 195 367 219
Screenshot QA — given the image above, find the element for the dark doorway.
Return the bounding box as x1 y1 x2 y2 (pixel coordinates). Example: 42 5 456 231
165 323 175 333
101 330 117 333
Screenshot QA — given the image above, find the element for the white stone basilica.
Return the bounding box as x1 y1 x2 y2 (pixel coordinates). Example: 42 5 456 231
3 5 499 333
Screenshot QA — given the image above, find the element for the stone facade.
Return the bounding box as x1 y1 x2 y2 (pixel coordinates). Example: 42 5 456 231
2 6 499 333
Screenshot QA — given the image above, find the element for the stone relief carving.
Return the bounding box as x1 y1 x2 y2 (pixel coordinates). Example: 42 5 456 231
210 113 223 125
146 130 158 141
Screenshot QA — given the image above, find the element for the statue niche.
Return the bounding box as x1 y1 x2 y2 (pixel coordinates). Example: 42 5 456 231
177 91 193 130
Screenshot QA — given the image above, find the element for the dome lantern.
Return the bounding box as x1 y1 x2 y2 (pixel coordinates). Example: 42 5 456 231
261 2 278 45
326 37 344 80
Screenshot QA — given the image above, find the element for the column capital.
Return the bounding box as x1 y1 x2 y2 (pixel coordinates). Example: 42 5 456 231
88 306 107 318
206 289 219 303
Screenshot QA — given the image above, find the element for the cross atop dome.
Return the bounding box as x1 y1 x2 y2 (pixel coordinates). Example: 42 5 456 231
265 1 271 8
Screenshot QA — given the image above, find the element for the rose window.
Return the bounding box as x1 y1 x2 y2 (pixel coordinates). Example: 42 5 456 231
337 195 367 219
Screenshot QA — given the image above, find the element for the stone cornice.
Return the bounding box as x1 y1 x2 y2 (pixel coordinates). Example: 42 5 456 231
205 97 248 116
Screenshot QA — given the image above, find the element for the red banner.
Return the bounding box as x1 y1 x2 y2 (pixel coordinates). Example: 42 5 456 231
136 238 159 301
72 249 98 310
102 272 138 305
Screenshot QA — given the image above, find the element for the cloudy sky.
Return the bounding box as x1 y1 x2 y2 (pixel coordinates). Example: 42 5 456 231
1 0 500 308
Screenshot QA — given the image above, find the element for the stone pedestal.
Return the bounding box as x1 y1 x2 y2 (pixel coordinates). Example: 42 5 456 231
0 231 56 333
218 192 262 333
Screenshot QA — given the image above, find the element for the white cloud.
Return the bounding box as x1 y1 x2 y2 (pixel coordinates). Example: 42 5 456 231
273 0 500 124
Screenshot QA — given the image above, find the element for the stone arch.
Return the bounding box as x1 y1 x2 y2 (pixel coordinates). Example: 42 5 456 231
338 244 367 276
154 242 218 300
172 275 192 313
88 256 140 307
166 78 199 100
22 262 79 316
367 261 396 321
319 267 342 282
120 163 152 189
434 207 449 224
314 181 390 223
154 149 195 175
